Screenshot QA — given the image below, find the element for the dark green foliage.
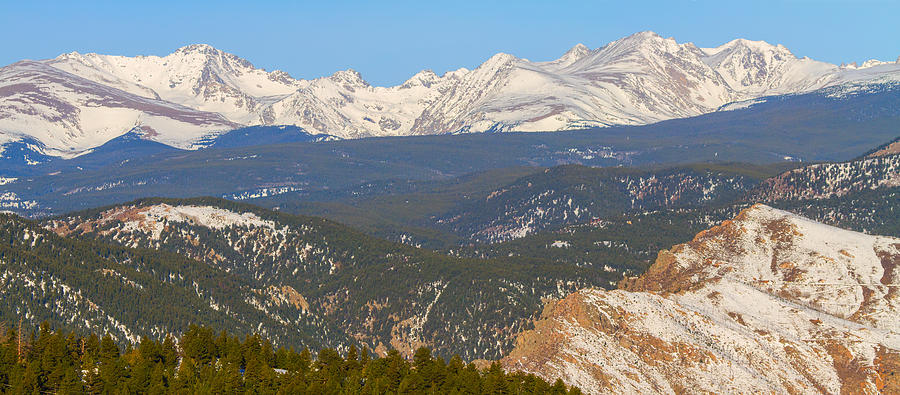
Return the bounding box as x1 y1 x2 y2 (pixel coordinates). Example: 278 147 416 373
432 163 775 243
259 166 545 248
463 184 900 275
0 212 352 353
0 324 581 394
262 162 795 248
43 197 613 360
769 186 900 237
453 205 746 275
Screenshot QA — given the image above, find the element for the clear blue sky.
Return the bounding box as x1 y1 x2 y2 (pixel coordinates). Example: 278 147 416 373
2 0 898 86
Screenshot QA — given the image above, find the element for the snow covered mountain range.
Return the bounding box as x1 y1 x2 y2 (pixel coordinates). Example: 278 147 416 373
502 204 900 394
2 31 900 157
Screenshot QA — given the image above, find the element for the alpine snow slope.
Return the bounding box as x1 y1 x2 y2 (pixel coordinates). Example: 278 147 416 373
501 204 900 394
2 31 900 156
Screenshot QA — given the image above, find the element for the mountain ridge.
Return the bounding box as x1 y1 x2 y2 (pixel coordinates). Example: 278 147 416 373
501 204 900 394
3 31 900 156
39 196 615 360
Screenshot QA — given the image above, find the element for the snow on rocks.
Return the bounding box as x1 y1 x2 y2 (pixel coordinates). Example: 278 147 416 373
4 32 900 156
51 203 278 240
502 204 900 394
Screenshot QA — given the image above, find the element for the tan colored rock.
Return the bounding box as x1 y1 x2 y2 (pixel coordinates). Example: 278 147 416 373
503 204 900 394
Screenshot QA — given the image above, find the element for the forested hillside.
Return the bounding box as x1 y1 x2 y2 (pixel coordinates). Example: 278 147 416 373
0 213 346 351
434 164 778 243
43 198 621 360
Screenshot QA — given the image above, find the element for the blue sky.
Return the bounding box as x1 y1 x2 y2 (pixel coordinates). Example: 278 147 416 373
2 0 898 86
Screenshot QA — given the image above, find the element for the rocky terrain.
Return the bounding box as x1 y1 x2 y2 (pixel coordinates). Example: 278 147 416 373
502 204 900 394
749 153 900 202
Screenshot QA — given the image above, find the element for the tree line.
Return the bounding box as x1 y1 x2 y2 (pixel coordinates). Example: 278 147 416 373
0 322 582 394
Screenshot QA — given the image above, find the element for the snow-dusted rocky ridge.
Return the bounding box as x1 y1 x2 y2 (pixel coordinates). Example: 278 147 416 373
750 153 900 202
502 204 900 394
2 32 900 156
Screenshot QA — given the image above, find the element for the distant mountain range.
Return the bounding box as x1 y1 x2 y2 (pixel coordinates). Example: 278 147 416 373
3 80 899 217
2 31 899 157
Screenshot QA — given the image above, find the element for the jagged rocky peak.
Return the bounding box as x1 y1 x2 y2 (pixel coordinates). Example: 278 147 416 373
701 37 815 91
582 30 707 68
328 69 369 89
502 204 900 394
564 43 591 57
175 43 222 56
605 30 683 52
176 44 260 70
704 38 796 67
708 38 795 58
441 67 470 79
400 69 441 89
165 44 251 76
267 69 297 84
172 43 232 60
53 51 89 63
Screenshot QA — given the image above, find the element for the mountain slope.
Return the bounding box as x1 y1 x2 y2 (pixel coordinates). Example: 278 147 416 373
0 61 238 155
0 212 346 350
436 164 769 243
501 204 900 394
44 197 614 360
3 32 899 156
45 44 303 125
749 153 900 201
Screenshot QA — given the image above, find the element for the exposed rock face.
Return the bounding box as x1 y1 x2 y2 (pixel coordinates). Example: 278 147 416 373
867 138 900 158
502 204 900 394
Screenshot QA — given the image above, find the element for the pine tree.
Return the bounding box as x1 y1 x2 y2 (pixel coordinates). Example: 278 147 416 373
0 323 582 393
81 356 103 395
16 318 24 363
161 335 178 370
550 378 568 394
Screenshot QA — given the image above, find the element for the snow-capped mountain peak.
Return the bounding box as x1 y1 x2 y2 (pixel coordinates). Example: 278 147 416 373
543 43 593 70
327 69 370 89
399 69 441 89
44 44 303 124
0 60 238 153
2 34 900 157
173 43 226 56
